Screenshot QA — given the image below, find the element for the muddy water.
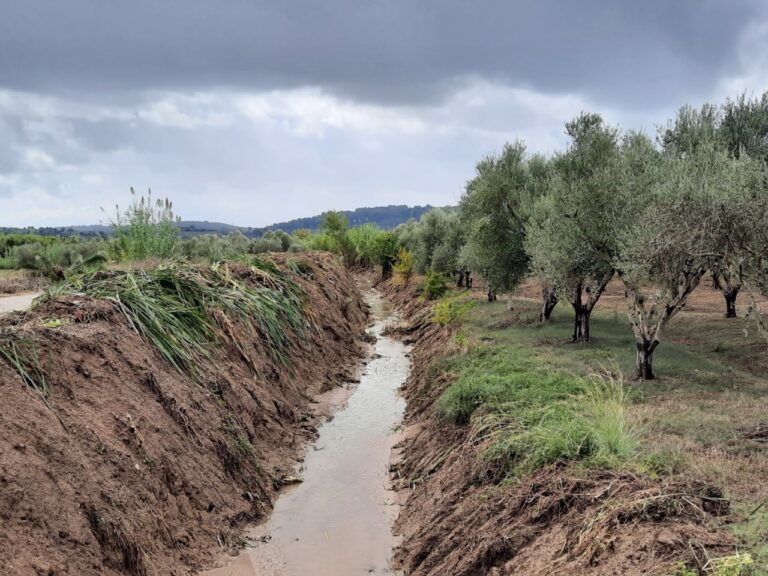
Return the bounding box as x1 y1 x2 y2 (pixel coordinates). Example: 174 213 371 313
204 291 409 576
0 292 40 315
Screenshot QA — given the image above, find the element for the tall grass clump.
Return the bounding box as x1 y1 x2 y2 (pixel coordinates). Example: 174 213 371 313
347 223 382 267
107 188 181 261
52 260 307 377
583 368 638 466
0 334 48 395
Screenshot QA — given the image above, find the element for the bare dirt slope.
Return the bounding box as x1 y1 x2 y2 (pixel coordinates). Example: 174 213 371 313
0 253 368 576
382 279 734 576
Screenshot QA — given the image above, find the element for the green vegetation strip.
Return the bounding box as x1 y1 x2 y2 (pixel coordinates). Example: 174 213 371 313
50 260 308 377
436 343 638 479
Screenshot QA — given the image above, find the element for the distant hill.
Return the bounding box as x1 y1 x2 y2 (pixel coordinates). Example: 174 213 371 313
252 205 436 235
0 205 438 238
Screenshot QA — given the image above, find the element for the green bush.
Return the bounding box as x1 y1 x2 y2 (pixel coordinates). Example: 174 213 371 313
248 236 283 254
423 271 448 300
5 239 108 279
371 231 399 277
432 295 477 327
393 247 414 284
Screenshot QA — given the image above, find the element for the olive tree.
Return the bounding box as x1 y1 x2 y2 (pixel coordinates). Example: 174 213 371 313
720 92 768 163
525 113 620 342
662 102 739 318
394 208 464 276
661 98 768 318
459 141 538 302
712 93 768 317
616 136 761 379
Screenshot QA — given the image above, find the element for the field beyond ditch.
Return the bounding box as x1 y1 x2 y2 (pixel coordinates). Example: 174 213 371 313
385 275 767 576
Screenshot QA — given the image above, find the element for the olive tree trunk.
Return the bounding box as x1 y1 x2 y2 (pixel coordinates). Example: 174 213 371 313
572 307 591 342
621 266 704 380
566 269 614 343
724 289 738 318
539 285 558 322
712 268 742 319
635 339 658 380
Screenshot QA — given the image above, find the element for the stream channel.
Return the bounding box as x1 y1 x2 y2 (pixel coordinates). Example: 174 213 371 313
204 290 410 576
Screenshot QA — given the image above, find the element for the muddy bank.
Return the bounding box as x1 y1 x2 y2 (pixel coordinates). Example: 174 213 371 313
0 272 48 295
380 279 734 576
0 253 368 576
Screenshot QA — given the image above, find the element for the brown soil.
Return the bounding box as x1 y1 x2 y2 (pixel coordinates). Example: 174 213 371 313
380 279 735 576
0 271 48 295
0 253 368 576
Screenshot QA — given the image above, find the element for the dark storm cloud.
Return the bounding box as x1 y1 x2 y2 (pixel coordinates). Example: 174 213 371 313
0 0 762 108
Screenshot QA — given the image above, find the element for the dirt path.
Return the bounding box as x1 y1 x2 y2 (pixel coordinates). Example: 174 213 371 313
0 291 40 314
203 290 410 576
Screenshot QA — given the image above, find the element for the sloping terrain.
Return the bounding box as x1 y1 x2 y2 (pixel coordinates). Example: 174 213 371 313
0 253 368 576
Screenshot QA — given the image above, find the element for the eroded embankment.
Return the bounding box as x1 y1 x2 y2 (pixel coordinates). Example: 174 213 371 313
0 253 368 576
380 280 734 576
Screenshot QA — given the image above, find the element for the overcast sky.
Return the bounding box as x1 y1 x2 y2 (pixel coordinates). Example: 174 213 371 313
1 1 767 227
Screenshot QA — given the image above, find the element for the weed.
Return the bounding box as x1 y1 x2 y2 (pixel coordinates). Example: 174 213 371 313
640 447 688 477
225 423 256 457
730 502 768 574
669 562 698 576
582 369 638 467
0 335 48 395
285 258 314 279
703 552 754 576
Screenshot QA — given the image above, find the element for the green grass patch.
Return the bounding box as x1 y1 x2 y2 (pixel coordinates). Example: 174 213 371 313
730 502 768 575
436 343 638 478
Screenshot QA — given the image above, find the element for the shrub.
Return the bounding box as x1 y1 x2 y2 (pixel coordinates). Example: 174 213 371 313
393 247 414 284
432 295 477 327
371 231 399 278
423 271 448 300
248 236 283 254
8 240 107 279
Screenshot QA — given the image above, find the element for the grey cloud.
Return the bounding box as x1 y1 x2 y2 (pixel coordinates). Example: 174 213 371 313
1 1 764 109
